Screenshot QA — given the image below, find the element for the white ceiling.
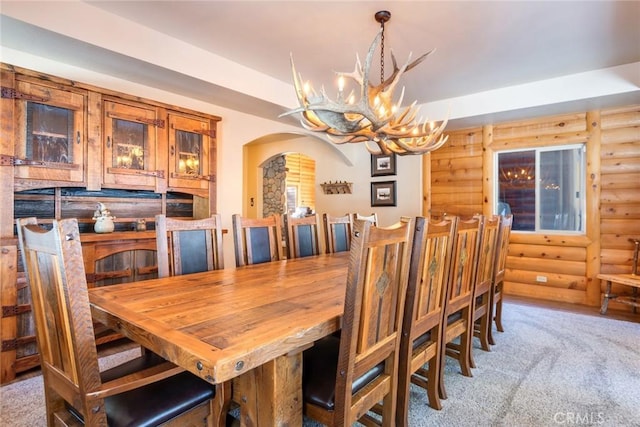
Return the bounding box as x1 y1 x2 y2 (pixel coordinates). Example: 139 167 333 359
1 1 639 129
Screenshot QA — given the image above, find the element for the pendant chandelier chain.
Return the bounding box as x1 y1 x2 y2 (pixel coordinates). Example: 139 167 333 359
380 20 385 85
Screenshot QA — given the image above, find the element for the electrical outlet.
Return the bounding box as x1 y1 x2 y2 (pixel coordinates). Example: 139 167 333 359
536 275 547 283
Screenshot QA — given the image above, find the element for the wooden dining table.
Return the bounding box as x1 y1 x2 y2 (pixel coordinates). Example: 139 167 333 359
89 251 349 426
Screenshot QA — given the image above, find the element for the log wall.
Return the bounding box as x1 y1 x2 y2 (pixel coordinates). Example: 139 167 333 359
426 105 640 309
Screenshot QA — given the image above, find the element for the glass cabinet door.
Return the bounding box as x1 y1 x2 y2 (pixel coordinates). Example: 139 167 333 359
103 99 162 190
13 80 85 184
168 112 213 196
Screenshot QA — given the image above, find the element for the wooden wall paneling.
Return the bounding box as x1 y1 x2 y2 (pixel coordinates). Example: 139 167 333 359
508 243 587 261
585 111 602 305
598 105 640 310
600 219 640 236
430 129 484 218
422 153 432 216
600 105 640 129
600 172 640 189
482 125 494 216
492 113 587 140
489 131 590 150
506 269 587 291
430 180 482 195
507 256 586 277
504 282 586 304
600 157 640 174
431 167 483 183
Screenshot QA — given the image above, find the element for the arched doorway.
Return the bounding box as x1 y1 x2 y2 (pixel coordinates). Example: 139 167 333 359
262 153 316 218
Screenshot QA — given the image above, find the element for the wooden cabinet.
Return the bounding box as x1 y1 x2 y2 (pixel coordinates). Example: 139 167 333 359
3 64 220 200
82 231 158 288
1 231 159 384
102 98 164 190
10 77 86 188
0 63 222 383
167 111 214 196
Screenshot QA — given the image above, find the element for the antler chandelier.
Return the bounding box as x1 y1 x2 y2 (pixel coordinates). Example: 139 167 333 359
281 10 448 156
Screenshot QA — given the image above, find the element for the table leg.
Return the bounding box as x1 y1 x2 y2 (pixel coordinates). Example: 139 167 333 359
234 352 303 427
600 279 613 315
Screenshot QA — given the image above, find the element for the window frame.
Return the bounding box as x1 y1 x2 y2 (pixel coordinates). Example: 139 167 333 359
493 143 587 235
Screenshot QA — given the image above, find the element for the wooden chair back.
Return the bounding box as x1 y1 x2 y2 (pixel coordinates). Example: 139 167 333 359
19 218 103 424
17 218 219 426
303 218 414 426
232 214 284 267
397 216 457 422
284 213 323 258
322 213 353 253
490 214 513 341
352 212 378 226
439 215 483 399
470 214 501 361
155 214 224 277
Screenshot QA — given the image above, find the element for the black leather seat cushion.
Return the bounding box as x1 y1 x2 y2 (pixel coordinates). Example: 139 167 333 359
69 352 215 427
303 335 383 411
447 310 463 325
412 329 432 350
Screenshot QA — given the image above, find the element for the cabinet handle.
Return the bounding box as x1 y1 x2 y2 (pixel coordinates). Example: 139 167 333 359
77 131 81 145
170 146 174 156
107 136 111 148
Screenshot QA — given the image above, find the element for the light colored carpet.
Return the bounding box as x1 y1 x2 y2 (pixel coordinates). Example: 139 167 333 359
1 301 638 426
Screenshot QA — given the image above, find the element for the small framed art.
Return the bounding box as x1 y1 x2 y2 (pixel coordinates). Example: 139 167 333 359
371 181 397 207
371 153 396 176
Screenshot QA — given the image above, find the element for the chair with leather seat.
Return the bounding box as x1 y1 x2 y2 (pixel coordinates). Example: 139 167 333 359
439 215 483 400
469 214 501 368
352 212 378 226
155 214 224 277
302 218 414 426
155 213 233 422
284 213 323 258
322 213 353 254
397 216 456 423
490 214 513 344
232 214 284 266
17 217 222 427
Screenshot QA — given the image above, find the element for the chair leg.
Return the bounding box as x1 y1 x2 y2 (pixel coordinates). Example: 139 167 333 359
396 358 412 426
438 353 448 400
458 328 474 378
478 313 491 351
488 300 497 346
494 296 504 332
426 358 443 410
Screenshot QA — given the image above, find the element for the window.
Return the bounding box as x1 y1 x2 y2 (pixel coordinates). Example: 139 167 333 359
286 186 298 214
495 144 585 233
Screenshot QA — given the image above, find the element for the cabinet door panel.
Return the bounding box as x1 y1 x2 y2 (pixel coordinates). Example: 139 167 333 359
168 113 211 195
103 100 161 189
14 80 86 184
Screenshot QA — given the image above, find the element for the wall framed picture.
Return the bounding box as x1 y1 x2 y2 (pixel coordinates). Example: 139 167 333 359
371 153 396 176
371 181 397 207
